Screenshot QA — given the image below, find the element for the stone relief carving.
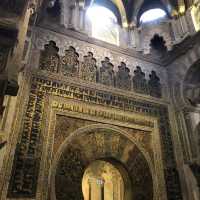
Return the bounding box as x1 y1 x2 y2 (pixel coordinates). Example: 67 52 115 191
8 76 181 199
80 52 97 82
116 62 131 90
54 129 154 200
132 66 149 94
38 42 162 98
8 83 44 197
39 41 60 73
99 57 114 86
61 46 79 76
148 71 162 98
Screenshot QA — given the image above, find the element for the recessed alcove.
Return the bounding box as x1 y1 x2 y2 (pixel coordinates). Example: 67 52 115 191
82 160 128 200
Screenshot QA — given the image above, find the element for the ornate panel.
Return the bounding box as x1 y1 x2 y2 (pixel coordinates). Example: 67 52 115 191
116 62 131 90
132 66 149 94
33 28 169 99
7 74 182 199
7 83 44 197
38 42 163 98
61 46 79 77
79 52 97 82
54 129 153 200
39 41 59 73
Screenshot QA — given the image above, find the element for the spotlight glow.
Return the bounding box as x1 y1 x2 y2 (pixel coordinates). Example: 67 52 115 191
140 8 166 23
86 5 119 45
86 5 117 26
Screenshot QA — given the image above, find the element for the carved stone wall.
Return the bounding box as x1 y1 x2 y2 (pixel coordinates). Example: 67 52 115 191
30 28 167 99
0 72 182 200
32 27 168 82
0 24 184 200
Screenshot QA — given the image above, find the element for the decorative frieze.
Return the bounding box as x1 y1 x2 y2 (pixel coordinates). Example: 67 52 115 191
51 101 154 128
8 83 44 197
38 42 163 98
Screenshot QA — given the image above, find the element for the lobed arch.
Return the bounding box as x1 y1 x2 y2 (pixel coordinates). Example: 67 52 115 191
142 31 172 54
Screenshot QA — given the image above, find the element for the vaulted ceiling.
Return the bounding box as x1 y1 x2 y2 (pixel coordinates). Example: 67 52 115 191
86 0 195 26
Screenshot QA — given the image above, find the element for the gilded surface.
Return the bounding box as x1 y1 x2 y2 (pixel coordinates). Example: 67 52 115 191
54 128 153 200
6 74 182 200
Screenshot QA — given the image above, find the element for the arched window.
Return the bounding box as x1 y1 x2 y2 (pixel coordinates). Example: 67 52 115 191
86 5 119 45
140 8 167 24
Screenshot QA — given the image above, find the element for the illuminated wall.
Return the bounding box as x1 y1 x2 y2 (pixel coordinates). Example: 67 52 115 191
191 3 200 31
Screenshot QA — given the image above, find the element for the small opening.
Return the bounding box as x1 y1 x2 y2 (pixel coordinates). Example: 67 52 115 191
86 5 119 45
82 160 132 200
150 34 167 55
140 8 166 24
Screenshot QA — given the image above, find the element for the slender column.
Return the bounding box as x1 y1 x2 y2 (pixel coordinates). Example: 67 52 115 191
88 179 91 200
97 179 104 200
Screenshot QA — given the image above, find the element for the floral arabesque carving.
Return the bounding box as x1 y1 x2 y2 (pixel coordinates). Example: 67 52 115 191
79 52 97 82
116 62 131 90
39 41 60 73
39 42 162 98
61 46 79 77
